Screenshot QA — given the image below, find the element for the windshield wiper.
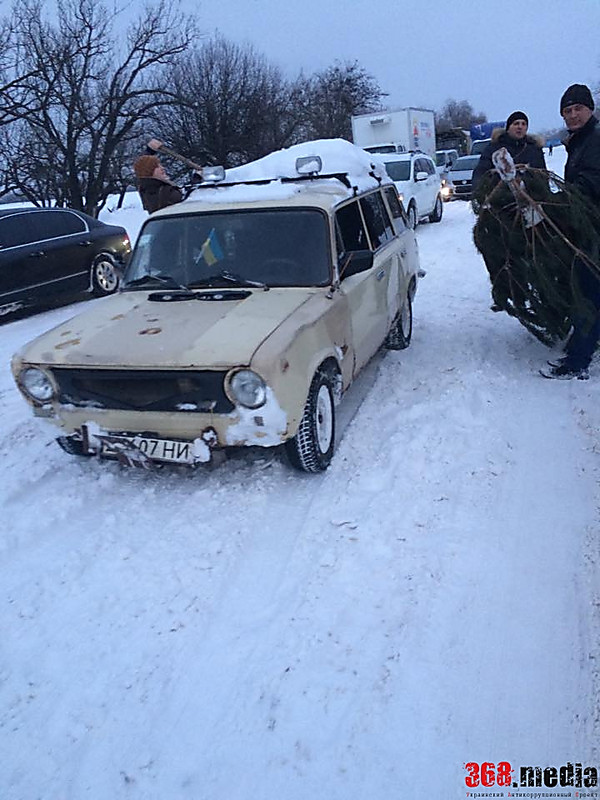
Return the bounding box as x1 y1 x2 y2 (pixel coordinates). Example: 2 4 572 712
188 270 268 290
124 274 189 291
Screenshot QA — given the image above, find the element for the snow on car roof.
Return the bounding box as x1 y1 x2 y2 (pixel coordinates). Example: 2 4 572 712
183 138 391 208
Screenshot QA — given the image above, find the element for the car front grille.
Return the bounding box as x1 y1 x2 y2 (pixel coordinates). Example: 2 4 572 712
50 368 234 413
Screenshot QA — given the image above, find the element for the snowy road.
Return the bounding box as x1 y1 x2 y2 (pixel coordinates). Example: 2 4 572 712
1 194 599 799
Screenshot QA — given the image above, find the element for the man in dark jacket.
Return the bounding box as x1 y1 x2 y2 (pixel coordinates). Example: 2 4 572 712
472 111 547 200
133 154 183 213
543 84 600 379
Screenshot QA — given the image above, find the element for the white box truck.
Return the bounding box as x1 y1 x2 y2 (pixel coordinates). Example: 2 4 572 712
351 107 436 157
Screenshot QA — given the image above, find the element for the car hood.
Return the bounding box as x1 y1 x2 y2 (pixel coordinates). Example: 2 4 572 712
16 289 316 369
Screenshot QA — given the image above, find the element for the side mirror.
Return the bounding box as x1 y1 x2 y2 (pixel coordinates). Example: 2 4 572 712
415 171 428 182
339 249 374 279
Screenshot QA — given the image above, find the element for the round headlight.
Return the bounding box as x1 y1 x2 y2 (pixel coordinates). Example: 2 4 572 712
20 367 55 402
228 370 266 409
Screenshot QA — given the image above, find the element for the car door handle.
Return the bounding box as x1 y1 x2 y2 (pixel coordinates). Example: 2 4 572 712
29 250 45 257
400 249 407 257
376 269 385 281
78 240 92 246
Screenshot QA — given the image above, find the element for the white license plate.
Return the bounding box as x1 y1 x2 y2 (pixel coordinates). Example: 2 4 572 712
101 435 194 464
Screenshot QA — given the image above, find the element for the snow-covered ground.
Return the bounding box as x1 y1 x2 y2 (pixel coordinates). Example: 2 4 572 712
1 147 599 799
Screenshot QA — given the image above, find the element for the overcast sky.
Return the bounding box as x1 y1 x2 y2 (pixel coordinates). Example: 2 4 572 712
188 0 600 133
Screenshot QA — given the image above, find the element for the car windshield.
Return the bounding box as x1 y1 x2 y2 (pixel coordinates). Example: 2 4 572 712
470 140 490 155
451 157 480 171
435 153 447 166
123 208 331 289
384 161 411 182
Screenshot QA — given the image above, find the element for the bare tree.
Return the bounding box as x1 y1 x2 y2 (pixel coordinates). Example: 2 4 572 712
157 37 308 170
0 15 45 125
303 60 387 141
436 98 487 132
1 0 196 214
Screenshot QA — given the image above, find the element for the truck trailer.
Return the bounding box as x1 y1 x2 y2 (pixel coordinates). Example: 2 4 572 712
351 107 436 157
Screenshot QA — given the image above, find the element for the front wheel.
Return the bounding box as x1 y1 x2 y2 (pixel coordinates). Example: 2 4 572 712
429 194 443 223
285 369 336 472
91 252 120 296
384 292 412 350
407 203 418 230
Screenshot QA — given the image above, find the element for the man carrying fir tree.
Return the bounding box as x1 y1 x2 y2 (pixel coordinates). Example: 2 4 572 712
472 111 547 204
543 83 600 379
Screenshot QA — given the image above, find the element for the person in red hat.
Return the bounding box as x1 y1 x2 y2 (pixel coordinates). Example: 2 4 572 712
133 154 183 213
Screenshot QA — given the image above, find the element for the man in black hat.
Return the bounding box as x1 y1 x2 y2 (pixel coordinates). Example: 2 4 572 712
543 84 600 379
472 111 547 199
471 110 547 312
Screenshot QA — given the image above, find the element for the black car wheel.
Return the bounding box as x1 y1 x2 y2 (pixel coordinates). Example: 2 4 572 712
384 292 412 350
429 195 443 223
91 252 120 296
285 368 336 473
407 203 418 230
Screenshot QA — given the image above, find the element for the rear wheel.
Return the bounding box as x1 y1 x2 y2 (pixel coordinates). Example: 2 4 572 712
285 369 336 472
91 252 120 296
384 292 412 350
429 194 443 223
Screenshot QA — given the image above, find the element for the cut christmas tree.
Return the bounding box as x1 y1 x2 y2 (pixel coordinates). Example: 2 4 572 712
472 147 600 346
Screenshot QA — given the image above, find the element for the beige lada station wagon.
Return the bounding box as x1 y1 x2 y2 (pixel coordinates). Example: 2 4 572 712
12 139 421 472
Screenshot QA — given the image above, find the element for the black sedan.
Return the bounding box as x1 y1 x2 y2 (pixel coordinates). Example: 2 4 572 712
0 207 131 317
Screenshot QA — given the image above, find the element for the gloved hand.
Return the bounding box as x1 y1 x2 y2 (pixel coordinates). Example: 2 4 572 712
471 198 481 214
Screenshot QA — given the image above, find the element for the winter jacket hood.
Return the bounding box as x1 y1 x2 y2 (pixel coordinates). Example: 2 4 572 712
489 127 544 148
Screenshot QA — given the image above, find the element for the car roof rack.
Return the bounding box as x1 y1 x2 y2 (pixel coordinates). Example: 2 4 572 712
185 168 385 199
189 172 354 191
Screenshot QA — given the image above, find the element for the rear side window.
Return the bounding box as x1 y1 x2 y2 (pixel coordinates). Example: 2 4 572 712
416 158 433 175
0 215 33 248
383 187 407 233
28 210 86 241
359 191 394 249
336 201 369 251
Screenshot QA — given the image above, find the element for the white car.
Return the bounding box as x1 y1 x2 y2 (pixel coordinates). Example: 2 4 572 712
435 149 459 175
12 140 422 473
435 149 459 201
377 151 443 229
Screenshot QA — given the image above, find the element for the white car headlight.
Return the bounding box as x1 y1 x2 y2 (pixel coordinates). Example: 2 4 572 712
19 367 56 402
228 370 267 409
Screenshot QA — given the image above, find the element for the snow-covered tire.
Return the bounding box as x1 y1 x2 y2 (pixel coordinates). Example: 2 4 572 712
91 252 120 296
285 369 336 473
384 292 412 350
429 194 443 223
407 203 418 230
